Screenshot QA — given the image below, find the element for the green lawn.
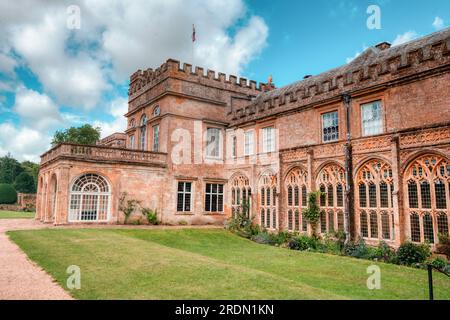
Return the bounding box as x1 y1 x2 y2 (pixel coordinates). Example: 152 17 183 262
0 210 35 219
7 228 450 300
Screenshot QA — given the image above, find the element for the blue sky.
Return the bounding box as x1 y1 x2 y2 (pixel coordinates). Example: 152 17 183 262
0 0 448 162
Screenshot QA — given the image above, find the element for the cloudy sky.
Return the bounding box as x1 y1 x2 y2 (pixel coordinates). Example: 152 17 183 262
0 0 449 162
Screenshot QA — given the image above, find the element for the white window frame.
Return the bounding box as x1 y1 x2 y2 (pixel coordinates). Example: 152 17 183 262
244 130 254 156
206 127 222 159
361 100 383 136
262 126 275 153
152 124 160 152
177 181 192 212
321 111 339 143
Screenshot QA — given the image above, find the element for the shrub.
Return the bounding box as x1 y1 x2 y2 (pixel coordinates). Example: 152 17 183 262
429 256 448 271
22 203 36 212
118 192 140 224
319 235 342 254
141 208 159 225
270 231 292 246
0 184 17 204
287 235 320 251
396 241 431 266
372 241 396 263
178 220 188 226
13 171 36 193
344 239 370 259
302 192 322 236
251 232 273 245
436 234 450 260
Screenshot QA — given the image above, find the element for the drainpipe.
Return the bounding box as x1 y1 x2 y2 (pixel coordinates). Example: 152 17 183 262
342 93 354 243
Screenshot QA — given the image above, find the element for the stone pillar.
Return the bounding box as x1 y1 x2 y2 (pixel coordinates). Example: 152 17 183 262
276 154 284 232
54 166 70 225
344 142 355 242
35 175 42 220
390 135 403 246
306 149 314 236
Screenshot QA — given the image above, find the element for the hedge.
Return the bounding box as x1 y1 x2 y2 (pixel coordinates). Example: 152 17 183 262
0 183 17 204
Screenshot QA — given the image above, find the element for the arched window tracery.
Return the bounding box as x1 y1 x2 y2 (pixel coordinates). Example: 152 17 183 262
316 163 345 234
285 167 308 232
405 155 450 243
355 159 393 240
230 174 251 218
260 172 277 229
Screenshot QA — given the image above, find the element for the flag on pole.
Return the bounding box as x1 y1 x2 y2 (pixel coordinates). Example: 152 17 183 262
192 24 196 42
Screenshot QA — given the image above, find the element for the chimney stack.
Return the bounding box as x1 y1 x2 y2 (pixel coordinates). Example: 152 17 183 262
375 42 391 51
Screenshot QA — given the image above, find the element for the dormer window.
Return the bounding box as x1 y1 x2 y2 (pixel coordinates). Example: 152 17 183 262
153 105 160 117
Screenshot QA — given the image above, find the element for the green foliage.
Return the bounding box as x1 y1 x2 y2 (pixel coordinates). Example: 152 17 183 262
429 256 448 271
344 238 371 259
372 241 396 263
51 124 101 147
13 171 36 193
0 153 23 184
118 192 141 224
287 234 320 251
396 241 431 266
302 191 323 236
0 183 17 204
225 200 260 238
178 220 188 226
20 161 39 190
437 234 450 260
141 208 159 225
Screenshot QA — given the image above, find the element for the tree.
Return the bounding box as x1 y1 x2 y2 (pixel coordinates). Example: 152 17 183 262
21 161 39 189
0 153 23 184
302 191 323 237
51 124 101 147
0 184 17 204
14 171 36 193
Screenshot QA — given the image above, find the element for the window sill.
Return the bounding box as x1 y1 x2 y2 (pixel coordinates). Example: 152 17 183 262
203 212 224 216
175 212 194 216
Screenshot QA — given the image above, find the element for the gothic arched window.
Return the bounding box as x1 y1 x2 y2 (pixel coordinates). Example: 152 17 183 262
405 155 450 243
285 167 308 232
259 172 277 229
230 174 251 218
316 163 345 234
355 159 393 240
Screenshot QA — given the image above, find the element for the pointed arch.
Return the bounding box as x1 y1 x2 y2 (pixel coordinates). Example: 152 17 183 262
229 172 251 218
355 158 393 240
404 153 450 243
316 162 345 234
258 170 277 229
284 166 308 232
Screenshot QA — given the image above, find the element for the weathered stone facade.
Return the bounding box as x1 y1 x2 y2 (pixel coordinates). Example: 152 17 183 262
36 28 450 248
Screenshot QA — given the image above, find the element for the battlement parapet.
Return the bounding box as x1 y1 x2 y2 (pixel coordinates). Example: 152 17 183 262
229 28 450 125
128 59 273 102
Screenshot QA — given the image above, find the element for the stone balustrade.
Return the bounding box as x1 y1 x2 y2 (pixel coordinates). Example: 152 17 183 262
40 143 167 167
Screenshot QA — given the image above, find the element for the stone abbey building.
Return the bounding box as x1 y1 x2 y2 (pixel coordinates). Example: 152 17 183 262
36 28 450 248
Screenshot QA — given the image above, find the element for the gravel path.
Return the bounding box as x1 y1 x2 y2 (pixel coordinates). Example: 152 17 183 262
0 219 73 300
0 219 222 300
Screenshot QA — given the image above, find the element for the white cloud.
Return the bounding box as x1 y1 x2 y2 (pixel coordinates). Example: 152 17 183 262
93 97 128 138
0 50 17 75
392 31 419 46
0 122 51 162
432 16 445 30
13 87 62 131
0 0 269 161
10 13 109 110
